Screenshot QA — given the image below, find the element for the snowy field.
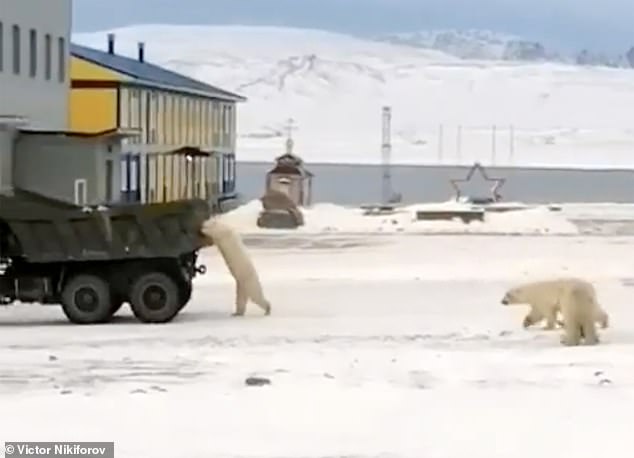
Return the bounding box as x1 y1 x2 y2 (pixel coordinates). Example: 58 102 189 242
73 25 634 167
216 198 634 236
2 207 634 456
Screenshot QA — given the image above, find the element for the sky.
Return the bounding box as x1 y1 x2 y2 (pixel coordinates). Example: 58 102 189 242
72 0 631 53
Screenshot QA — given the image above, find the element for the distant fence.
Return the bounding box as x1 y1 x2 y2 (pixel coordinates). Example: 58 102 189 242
240 125 634 169
401 124 634 168
435 124 516 165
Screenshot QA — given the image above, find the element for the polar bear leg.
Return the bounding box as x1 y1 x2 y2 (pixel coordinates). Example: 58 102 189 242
246 278 271 315
581 317 599 345
523 308 543 328
560 320 582 346
542 305 558 330
560 302 583 346
232 282 248 317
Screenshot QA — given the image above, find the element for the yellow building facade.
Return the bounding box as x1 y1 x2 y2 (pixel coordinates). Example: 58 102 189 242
68 38 245 207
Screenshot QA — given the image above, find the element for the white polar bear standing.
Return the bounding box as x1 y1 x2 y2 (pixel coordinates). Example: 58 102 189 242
501 277 608 346
200 217 271 317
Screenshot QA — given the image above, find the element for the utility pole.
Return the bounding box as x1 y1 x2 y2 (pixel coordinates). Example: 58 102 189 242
381 106 392 205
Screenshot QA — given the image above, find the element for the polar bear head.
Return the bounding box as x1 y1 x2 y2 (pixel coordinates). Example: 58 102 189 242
500 286 527 306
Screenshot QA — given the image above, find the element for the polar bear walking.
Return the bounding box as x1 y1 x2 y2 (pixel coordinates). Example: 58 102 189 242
200 217 271 317
501 277 607 346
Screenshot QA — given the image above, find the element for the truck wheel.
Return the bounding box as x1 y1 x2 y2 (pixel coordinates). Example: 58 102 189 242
61 274 113 324
129 272 180 323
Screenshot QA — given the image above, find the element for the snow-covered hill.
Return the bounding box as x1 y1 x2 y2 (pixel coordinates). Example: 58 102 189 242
73 25 634 167
376 29 562 62
376 29 634 69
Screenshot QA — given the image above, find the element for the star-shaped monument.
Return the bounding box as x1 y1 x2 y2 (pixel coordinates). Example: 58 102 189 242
449 162 505 203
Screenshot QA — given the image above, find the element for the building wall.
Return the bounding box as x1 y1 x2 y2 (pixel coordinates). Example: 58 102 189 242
0 129 15 194
14 134 121 206
67 55 240 205
0 0 72 129
117 85 236 153
68 57 124 132
68 88 118 132
117 84 238 204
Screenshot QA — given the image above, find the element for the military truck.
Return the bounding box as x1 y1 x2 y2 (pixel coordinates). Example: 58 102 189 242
0 191 211 324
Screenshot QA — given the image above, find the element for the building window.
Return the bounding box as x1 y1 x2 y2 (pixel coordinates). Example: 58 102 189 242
139 89 148 143
164 95 172 144
147 91 157 144
29 29 37 78
201 100 208 145
57 36 65 82
0 22 4 72
191 98 197 144
185 97 192 144
226 104 231 134
118 87 128 128
120 154 141 203
171 95 177 144
190 98 197 145
221 104 230 148
12 24 20 74
173 96 180 144
105 159 114 203
221 104 226 135
194 98 203 146
201 101 207 145
158 93 166 144
129 89 140 142
44 34 51 80
212 101 220 146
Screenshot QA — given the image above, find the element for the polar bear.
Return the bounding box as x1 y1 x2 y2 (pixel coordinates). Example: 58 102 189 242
501 278 609 331
200 217 271 317
500 278 606 346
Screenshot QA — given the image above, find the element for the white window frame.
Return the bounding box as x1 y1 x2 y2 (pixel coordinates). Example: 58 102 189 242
74 178 87 206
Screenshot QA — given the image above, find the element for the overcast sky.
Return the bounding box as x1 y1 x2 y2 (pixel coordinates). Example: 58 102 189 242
72 0 631 53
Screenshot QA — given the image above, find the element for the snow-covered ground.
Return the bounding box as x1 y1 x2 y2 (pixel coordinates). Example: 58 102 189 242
212 198 634 237
72 25 634 167
2 222 634 456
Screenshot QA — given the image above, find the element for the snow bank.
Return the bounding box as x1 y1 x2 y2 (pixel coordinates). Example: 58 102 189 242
216 199 579 235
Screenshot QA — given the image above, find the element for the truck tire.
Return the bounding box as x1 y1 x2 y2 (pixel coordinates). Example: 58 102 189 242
129 272 181 323
61 274 114 324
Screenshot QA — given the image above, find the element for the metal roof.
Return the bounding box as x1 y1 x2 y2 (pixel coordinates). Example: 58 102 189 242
70 43 246 102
